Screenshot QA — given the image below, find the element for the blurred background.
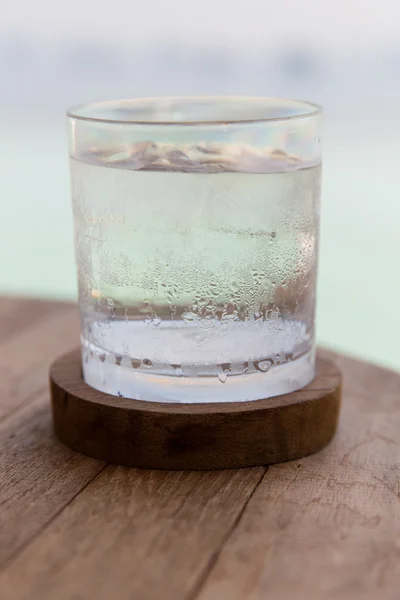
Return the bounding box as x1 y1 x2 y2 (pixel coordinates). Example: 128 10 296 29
1 0 399 371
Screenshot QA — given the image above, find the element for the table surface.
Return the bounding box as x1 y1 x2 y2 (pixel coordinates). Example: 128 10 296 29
0 297 399 600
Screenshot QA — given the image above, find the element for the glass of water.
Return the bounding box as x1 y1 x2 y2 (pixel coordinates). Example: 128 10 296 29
67 97 321 403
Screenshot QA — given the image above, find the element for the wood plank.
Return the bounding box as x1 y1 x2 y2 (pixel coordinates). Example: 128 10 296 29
0 297 266 599
0 300 105 567
0 401 105 566
0 303 78 420
194 354 400 600
0 466 265 600
1 296 399 600
0 297 70 343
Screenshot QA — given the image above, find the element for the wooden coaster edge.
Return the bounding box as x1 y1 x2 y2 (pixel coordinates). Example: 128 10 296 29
50 349 341 470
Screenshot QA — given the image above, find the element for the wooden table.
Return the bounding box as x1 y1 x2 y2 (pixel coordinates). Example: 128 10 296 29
0 297 399 600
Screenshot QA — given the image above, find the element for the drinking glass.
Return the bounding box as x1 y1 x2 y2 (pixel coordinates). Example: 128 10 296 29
67 96 321 403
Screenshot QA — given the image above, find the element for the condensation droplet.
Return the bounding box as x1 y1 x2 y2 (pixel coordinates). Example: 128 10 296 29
255 359 273 373
218 363 231 383
218 372 227 383
142 358 152 368
275 352 286 365
172 364 183 377
145 316 161 328
199 318 214 330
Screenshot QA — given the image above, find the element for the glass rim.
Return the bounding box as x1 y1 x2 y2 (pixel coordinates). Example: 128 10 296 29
66 95 322 126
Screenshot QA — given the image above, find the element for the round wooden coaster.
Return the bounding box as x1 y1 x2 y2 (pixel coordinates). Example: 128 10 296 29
50 349 341 470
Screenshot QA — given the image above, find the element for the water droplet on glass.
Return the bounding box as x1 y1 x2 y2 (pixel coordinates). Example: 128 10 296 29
218 363 231 383
226 302 235 315
172 364 183 377
218 372 227 383
145 316 161 328
142 358 152 368
275 352 286 365
183 312 195 322
199 318 214 329
255 359 273 373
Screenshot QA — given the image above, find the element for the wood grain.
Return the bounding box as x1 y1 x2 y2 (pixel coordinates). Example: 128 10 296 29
196 354 400 600
0 299 105 567
50 349 341 470
0 304 78 420
0 402 105 567
0 297 266 600
0 297 399 600
0 466 265 600
0 297 68 343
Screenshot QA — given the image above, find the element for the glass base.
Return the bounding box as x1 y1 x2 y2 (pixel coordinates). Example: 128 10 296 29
81 347 315 403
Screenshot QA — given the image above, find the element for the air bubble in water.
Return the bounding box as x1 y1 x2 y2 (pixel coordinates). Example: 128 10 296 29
255 359 273 372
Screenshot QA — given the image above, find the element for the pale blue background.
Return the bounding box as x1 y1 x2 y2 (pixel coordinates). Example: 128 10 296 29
1 0 399 372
